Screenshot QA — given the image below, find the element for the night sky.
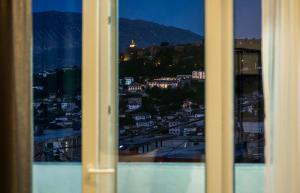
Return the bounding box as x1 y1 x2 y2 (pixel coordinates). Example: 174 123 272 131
33 0 261 38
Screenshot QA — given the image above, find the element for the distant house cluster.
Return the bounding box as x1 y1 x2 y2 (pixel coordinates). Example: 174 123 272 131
120 73 205 93
33 69 81 161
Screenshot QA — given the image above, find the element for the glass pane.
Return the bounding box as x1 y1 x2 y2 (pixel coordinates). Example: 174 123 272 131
234 0 264 193
32 0 82 192
118 0 205 193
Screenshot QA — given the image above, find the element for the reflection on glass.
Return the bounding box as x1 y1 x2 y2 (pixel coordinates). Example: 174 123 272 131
234 0 264 193
234 0 264 164
118 0 205 163
33 1 82 162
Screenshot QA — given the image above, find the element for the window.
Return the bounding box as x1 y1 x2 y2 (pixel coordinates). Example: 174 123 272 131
32 1 266 193
117 1 206 193
32 0 82 162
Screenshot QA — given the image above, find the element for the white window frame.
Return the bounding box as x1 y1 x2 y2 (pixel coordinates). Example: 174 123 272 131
82 0 117 193
205 1 234 193
82 0 234 193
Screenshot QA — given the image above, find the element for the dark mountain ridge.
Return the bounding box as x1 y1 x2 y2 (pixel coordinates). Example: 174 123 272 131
119 18 203 52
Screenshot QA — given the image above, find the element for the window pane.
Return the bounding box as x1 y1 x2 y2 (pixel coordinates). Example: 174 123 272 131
119 0 205 163
118 0 205 193
33 1 82 162
234 0 264 193
32 0 82 192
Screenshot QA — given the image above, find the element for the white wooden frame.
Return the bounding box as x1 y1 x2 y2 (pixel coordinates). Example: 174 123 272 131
82 0 117 193
82 0 234 193
205 0 234 193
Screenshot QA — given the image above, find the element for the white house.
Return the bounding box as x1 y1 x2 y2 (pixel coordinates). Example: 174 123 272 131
132 114 151 121
61 102 78 112
124 77 134 85
169 127 181 136
192 70 206 80
136 120 154 128
242 122 264 134
128 83 144 92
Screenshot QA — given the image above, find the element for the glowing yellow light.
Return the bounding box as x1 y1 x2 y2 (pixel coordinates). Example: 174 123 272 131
129 40 137 48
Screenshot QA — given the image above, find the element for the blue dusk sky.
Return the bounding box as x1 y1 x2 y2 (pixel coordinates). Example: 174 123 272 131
32 0 82 12
32 0 261 38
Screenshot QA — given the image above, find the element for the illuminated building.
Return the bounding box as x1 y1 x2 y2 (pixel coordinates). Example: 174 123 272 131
129 40 137 48
192 70 206 80
127 83 144 92
147 77 179 89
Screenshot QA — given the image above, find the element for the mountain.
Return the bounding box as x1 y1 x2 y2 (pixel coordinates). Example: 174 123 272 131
119 18 203 52
33 11 82 72
33 11 203 72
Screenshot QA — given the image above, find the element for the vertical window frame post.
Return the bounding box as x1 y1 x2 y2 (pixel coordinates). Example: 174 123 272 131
205 0 234 193
82 0 117 193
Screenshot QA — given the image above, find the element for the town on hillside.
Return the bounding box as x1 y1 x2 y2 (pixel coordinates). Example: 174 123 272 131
33 39 264 163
